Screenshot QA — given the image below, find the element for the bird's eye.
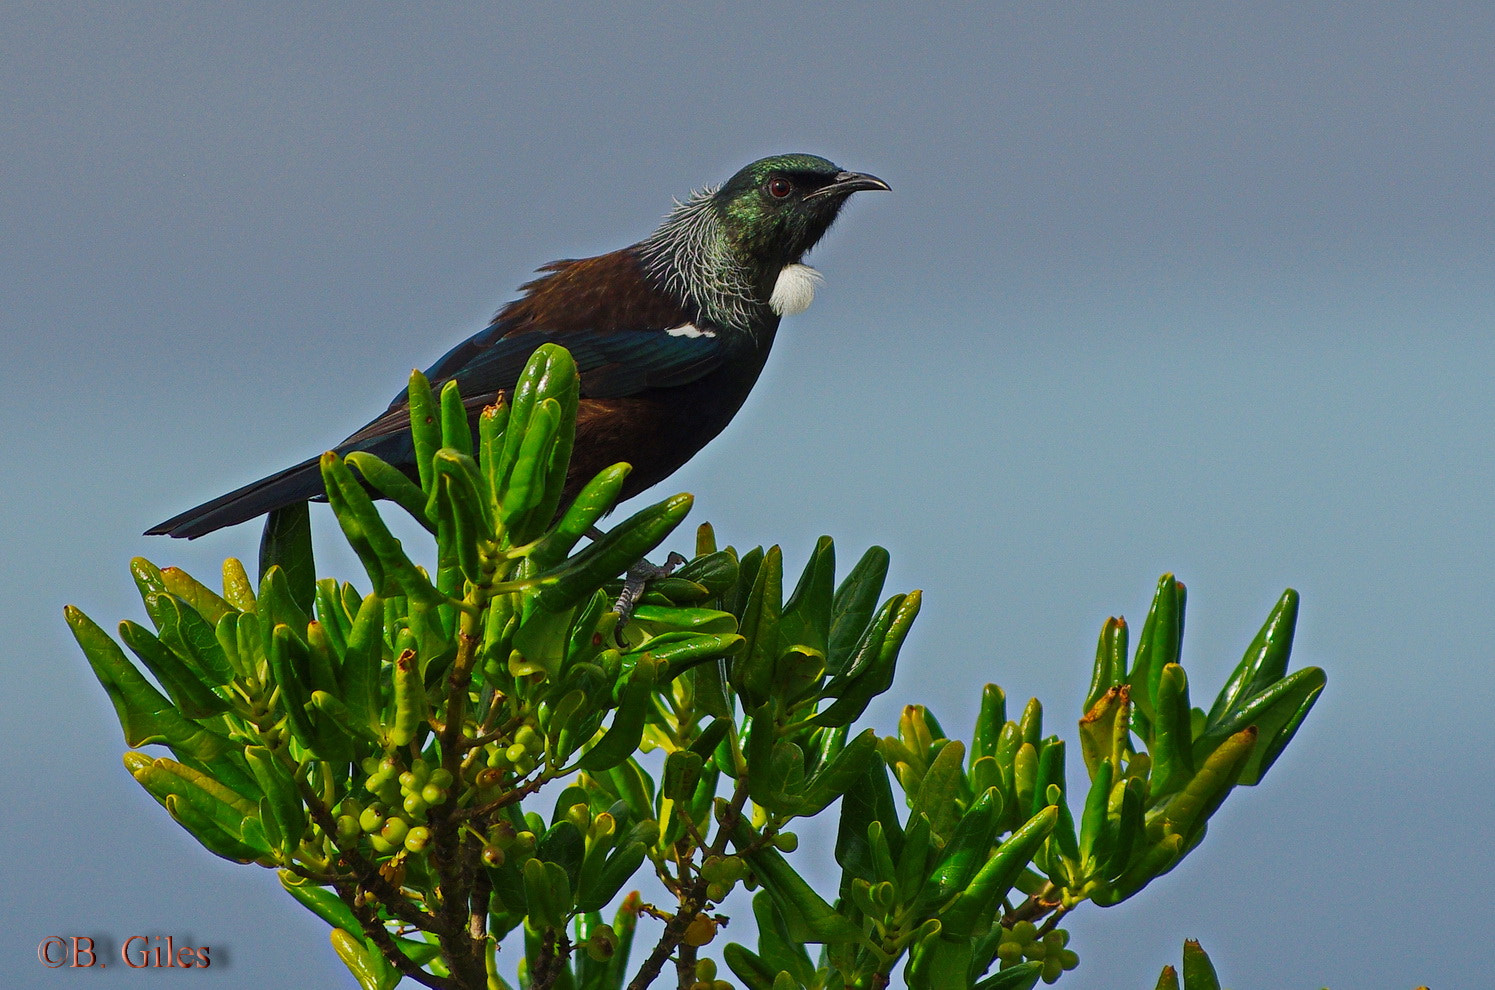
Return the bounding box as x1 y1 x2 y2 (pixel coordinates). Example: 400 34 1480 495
765 177 793 199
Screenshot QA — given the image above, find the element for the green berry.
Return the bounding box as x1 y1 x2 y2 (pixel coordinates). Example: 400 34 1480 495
404 826 431 853
381 817 409 845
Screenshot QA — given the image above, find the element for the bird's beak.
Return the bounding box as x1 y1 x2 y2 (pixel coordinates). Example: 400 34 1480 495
806 170 891 200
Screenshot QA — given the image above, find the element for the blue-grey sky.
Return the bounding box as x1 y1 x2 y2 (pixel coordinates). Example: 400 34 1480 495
6 4 1492 987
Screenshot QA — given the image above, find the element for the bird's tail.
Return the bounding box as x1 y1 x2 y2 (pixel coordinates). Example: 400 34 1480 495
144 453 332 539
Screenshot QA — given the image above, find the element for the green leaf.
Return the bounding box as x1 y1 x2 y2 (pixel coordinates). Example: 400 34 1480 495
339 593 385 732
321 452 445 607
941 805 1059 938
1163 726 1258 846
972 684 1006 762
496 345 580 542
973 960 1044 990
533 494 693 612
145 591 234 685
1198 666 1326 786
1237 667 1326 785
1206 588 1298 731
1084 615 1128 713
1077 758 1114 869
345 450 434 532
537 819 586 891
640 632 745 681
579 657 659 772
267 622 317 749
129 556 170 611
786 727 879 818
310 691 380 745
162 793 264 863
330 928 396 990
727 815 862 944
1078 684 1131 781
159 566 235 625
779 535 835 659
118 620 230 719
245 746 306 857
914 739 967 840
908 932 972 990
386 648 427 748
599 759 655 823
814 591 920 728
65 606 229 760
1181 939 1222 990
916 786 1001 917
626 605 739 637
259 502 315 613
1129 574 1183 721
279 872 361 932
530 463 632 569
1099 776 1145 883
674 549 740 597
438 377 473 456
1150 664 1196 795
575 841 647 913
125 752 263 861
221 557 257 612
404 369 441 493
733 545 783 708
522 857 570 930
895 813 933 903
835 756 903 886
827 545 890 675
723 942 779 990
500 397 562 536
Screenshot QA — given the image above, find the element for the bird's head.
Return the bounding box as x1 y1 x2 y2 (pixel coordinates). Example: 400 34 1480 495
639 154 888 332
711 154 890 272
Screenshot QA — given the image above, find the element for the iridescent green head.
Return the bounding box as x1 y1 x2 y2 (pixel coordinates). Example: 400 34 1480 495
711 154 889 271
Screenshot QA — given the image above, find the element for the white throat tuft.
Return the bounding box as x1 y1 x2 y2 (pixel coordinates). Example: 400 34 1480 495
769 264 823 316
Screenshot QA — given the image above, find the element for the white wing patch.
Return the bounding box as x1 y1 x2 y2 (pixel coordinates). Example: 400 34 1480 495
665 323 716 338
770 263 823 316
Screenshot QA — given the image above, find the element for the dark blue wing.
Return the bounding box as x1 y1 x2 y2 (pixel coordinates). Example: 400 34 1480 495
422 323 727 400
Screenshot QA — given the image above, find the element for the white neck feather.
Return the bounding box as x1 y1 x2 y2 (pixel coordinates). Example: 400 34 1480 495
769 263 822 316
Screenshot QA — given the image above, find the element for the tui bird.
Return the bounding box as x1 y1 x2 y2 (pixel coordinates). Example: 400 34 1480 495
147 154 888 539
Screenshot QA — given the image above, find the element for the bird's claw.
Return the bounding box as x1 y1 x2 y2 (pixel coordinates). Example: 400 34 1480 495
615 551 688 627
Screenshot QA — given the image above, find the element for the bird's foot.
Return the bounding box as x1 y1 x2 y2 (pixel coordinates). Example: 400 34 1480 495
615 552 688 626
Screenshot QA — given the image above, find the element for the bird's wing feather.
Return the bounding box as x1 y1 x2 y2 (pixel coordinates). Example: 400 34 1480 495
422 324 726 401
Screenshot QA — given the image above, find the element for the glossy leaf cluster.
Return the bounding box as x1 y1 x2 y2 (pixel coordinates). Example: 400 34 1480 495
65 345 1325 990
